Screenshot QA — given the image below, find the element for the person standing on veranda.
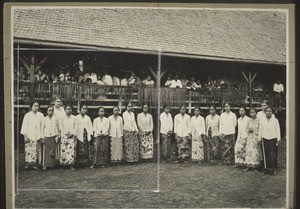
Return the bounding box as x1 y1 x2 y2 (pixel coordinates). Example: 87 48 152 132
75 104 93 166
59 105 77 170
91 107 110 169
40 105 60 171
219 102 237 166
137 104 154 161
20 101 44 170
244 108 262 172
159 104 173 162
108 106 124 165
205 105 221 163
174 105 191 163
233 107 250 168
191 106 206 163
123 102 139 163
258 107 281 175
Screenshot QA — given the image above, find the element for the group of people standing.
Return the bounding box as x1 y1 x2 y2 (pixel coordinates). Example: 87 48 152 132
20 98 281 175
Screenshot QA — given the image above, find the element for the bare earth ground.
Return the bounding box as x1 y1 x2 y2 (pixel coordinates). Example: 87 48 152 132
15 141 286 208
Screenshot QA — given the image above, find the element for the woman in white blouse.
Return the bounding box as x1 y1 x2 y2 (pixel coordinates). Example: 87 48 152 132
75 104 93 165
137 104 154 160
108 106 124 164
59 105 77 170
234 107 250 167
191 107 205 162
20 101 44 170
122 102 139 163
174 105 191 163
219 102 237 166
159 104 173 161
91 107 110 168
41 105 60 171
258 107 281 175
205 105 220 163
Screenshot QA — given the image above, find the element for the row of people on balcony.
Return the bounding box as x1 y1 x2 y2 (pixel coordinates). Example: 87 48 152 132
21 98 280 175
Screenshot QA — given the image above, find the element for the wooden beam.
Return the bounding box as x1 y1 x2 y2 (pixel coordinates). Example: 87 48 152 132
251 72 257 83
29 54 35 82
35 56 49 72
148 66 157 79
241 71 249 82
160 69 168 79
19 56 30 72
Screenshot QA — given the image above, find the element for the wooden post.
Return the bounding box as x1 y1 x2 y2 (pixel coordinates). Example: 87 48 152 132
29 54 35 102
248 70 252 108
188 90 192 114
77 84 82 113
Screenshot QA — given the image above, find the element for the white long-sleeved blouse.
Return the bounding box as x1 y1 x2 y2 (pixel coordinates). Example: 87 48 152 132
59 114 76 136
93 117 109 137
191 115 205 137
42 115 60 138
174 113 191 137
122 111 138 132
20 111 44 141
108 115 123 138
205 114 220 137
160 112 173 135
237 116 250 139
219 111 237 135
75 114 93 142
258 116 281 141
137 113 153 133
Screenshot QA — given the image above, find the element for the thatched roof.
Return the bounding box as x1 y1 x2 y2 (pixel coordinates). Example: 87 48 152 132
13 8 286 64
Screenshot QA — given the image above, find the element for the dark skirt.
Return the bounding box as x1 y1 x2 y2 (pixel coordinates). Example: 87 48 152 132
76 129 91 164
208 136 221 161
176 136 190 160
160 134 172 160
124 130 139 162
262 138 278 169
42 136 56 168
92 136 109 166
220 134 235 165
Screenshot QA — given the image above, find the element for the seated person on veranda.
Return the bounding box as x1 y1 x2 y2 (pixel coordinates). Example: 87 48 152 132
35 69 49 83
102 72 113 86
97 74 106 85
170 74 183 88
90 71 98 84
164 74 172 87
59 69 65 82
273 79 284 94
142 75 155 87
113 75 121 86
120 74 129 86
195 80 202 90
187 76 197 90
181 74 189 88
128 72 141 87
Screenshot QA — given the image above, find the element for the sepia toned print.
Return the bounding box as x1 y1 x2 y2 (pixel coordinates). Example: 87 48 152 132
4 4 294 209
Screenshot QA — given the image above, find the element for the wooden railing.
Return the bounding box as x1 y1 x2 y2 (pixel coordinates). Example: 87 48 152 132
14 81 284 112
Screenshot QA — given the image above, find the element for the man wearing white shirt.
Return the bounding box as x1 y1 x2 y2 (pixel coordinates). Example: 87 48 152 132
170 74 183 88
219 102 237 165
174 105 191 163
258 107 281 175
273 79 284 93
160 104 173 161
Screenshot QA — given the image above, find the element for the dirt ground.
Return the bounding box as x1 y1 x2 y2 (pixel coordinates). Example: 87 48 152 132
15 140 286 208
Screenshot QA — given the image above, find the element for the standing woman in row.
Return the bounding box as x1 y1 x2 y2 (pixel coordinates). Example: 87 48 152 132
174 105 191 163
20 102 44 170
191 107 206 162
91 107 110 168
159 104 173 162
234 107 250 167
123 102 139 163
75 104 93 166
259 107 281 175
137 104 154 161
41 105 60 171
53 97 65 163
244 108 261 171
59 105 77 170
108 106 123 164
219 102 237 166
205 105 220 163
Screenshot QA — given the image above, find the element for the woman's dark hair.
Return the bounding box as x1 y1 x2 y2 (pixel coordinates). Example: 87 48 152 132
64 104 73 110
224 102 230 107
46 105 54 111
112 106 120 111
209 105 216 110
261 100 269 105
179 104 187 111
79 103 87 111
265 106 273 112
249 107 257 113
125 101 133 108
30 101 39 109
98 106 105 111
163 104 170 109
142 103 149 108
52 96 62 104
194 106 201 112
239 106 246 111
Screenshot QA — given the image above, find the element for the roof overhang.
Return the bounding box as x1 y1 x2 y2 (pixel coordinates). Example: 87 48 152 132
14 38 286 66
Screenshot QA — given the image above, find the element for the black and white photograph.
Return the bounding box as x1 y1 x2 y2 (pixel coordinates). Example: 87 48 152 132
10 5 292 208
